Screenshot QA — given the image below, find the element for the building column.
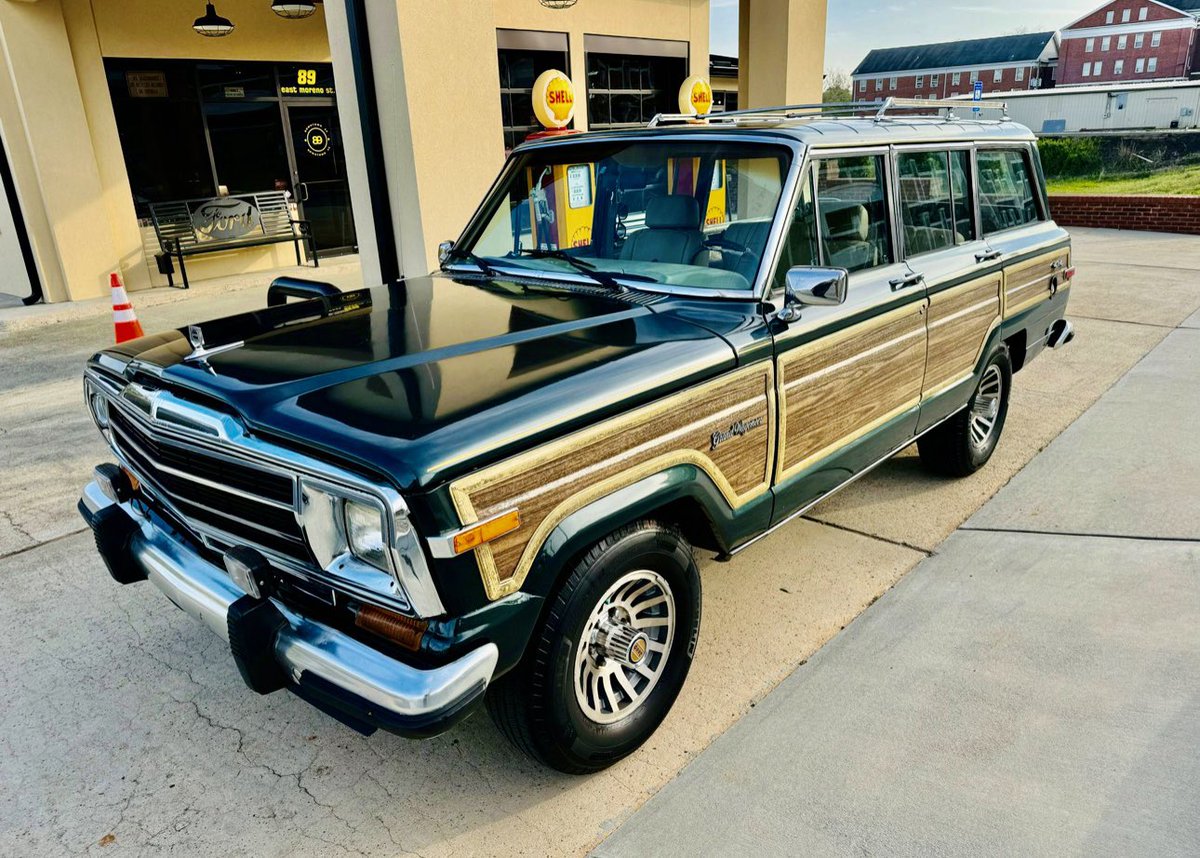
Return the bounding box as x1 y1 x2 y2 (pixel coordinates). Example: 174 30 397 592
0 0 127 302
738 0 828 109
325 0 505 283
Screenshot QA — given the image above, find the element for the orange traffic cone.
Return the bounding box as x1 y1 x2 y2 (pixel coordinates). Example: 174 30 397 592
111 272 144 343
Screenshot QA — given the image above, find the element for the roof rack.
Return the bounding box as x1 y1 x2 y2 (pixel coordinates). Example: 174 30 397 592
647 97 1009 128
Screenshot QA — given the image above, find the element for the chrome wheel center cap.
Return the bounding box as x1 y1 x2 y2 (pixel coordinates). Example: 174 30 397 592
593 619 650 669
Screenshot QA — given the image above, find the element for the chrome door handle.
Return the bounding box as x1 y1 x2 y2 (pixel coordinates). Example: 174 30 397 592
889 273 924 291
975 250 1002 263
1050 259 1066 270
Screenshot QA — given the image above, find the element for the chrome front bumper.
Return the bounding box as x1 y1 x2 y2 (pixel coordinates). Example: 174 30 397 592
80 481 498 735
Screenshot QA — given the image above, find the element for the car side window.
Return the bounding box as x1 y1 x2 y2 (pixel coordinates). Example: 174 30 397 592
815 155 892 273
897 151 955 256
978 149 1041 235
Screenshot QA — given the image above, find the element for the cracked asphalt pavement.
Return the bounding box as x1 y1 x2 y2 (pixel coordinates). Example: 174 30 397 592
2 229 1198 855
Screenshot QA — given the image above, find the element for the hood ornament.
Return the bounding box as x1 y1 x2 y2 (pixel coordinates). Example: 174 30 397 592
183 323 243 367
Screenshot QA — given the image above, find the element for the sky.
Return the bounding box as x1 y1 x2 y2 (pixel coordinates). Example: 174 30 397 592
709 0 1108 76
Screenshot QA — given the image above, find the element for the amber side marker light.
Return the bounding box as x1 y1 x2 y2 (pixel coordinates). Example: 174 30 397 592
354 604 428 651
453 509 522 555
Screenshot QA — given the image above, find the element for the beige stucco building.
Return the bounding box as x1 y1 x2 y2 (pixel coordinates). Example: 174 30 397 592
0 0 825 305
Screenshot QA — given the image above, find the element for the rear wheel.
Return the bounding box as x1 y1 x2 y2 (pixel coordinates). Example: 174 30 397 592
918 348 1012 477
486 520 701 774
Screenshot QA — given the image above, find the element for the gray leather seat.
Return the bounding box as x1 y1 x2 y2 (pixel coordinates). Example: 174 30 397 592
621 196 704 265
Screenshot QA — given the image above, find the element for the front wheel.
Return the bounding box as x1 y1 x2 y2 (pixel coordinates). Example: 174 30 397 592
918 348 1012 477
486 521 701 773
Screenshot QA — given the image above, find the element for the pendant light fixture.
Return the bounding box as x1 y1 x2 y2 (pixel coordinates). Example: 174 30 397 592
539 0 578 7
271 1 317 19
193 3 234 37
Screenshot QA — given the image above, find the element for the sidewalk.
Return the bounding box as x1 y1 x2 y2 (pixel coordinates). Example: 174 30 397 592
596 319 1200 855
0 255 362 335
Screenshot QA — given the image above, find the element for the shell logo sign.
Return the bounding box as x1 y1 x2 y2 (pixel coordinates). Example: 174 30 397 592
679 75 714 116
532 69 576 129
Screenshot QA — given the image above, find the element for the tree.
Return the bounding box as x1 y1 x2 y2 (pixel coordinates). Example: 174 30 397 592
823 69 852 103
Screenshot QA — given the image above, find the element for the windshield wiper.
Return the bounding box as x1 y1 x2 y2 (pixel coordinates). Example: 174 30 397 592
443 246 500 279
513 247 623 289
514 248 661 290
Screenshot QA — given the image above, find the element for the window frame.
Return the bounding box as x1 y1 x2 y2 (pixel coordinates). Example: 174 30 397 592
1122 8 1131 22
1085 37 1095 52
1115 59 1125 75
1136 56 1146 72
1135 32 1145 48
1101 36 1112 51
891 143 979 261
780 146 900 280
1151 31 1162 47
975 144 1047 237
1147 56 1158 73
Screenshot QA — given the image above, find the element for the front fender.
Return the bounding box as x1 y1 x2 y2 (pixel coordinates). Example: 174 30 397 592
517 463 773 602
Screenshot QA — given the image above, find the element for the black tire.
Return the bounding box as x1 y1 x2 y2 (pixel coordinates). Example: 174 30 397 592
918 347 1012 478
486 520 701 774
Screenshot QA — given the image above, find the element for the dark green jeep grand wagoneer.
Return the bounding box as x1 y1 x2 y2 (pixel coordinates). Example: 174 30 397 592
80 101 1073 773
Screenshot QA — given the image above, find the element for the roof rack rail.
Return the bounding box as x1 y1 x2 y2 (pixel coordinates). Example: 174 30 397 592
875 97 1010 120
646 97 1009 128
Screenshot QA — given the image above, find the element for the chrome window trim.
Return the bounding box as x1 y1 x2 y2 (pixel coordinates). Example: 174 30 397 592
85 369 446 618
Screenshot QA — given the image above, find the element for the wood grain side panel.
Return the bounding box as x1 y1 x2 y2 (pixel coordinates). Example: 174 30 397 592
1003 248 1069 319
777 302 926 480
923 274 1002 395
450 363 775 599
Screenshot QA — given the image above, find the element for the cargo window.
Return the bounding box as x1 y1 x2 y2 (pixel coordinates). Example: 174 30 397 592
814 154 892 273
977 149 1041 234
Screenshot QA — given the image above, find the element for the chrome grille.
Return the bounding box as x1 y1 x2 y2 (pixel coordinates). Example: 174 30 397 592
107 405 313 566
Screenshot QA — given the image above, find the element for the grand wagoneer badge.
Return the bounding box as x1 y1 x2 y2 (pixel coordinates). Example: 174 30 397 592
710 416 764 451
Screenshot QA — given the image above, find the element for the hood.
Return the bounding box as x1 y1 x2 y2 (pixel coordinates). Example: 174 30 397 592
98 274 740 491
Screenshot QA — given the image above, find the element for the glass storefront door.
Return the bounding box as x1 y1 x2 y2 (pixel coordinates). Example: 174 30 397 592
284 103 356 255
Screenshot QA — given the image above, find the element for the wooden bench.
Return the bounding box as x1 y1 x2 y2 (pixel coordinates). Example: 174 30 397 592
149 191 318 289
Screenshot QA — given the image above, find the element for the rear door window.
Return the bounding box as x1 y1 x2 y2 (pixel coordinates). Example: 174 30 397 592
897 151 955 256
977 149 1041 235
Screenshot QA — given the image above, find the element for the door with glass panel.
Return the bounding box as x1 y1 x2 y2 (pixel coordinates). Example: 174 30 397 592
769 150 928 521
283 103 357 255
895 147 1002 431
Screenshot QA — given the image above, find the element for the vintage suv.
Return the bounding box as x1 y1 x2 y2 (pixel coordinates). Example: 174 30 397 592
79 100 1073 773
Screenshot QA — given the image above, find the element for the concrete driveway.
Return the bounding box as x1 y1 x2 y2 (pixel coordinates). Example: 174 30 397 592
1 229 1197 855
596 312 1200 858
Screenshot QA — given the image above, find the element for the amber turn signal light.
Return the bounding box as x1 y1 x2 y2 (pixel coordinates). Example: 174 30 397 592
453 509 521 555
354 604 428 651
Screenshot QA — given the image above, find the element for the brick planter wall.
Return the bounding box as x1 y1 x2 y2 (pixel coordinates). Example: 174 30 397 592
1049 195 1200 235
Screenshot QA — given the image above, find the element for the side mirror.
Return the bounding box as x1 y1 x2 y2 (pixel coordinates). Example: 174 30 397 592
437 240 455 265
779 266 849 322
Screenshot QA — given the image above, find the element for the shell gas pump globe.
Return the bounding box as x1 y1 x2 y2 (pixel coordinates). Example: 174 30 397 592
678 75 714 117
525 70 595 250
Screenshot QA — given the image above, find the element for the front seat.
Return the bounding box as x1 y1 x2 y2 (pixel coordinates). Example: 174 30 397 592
621 196 704 265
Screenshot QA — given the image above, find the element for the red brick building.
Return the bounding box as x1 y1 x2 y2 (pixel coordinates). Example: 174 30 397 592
1058 1 1200 85
851 32 1060 103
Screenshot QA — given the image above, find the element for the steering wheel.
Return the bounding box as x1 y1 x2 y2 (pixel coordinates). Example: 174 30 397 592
704 233 760 272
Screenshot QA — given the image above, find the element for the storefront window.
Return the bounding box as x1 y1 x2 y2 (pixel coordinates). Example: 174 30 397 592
105 58 355 253
106 62 215 211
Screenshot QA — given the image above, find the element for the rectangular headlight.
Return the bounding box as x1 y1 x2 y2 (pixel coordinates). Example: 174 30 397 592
344 499 388 570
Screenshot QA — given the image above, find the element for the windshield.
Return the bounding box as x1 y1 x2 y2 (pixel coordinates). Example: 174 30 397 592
454 139 793 293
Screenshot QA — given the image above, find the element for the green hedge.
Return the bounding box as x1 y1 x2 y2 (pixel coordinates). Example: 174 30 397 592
1038 137 1103 178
